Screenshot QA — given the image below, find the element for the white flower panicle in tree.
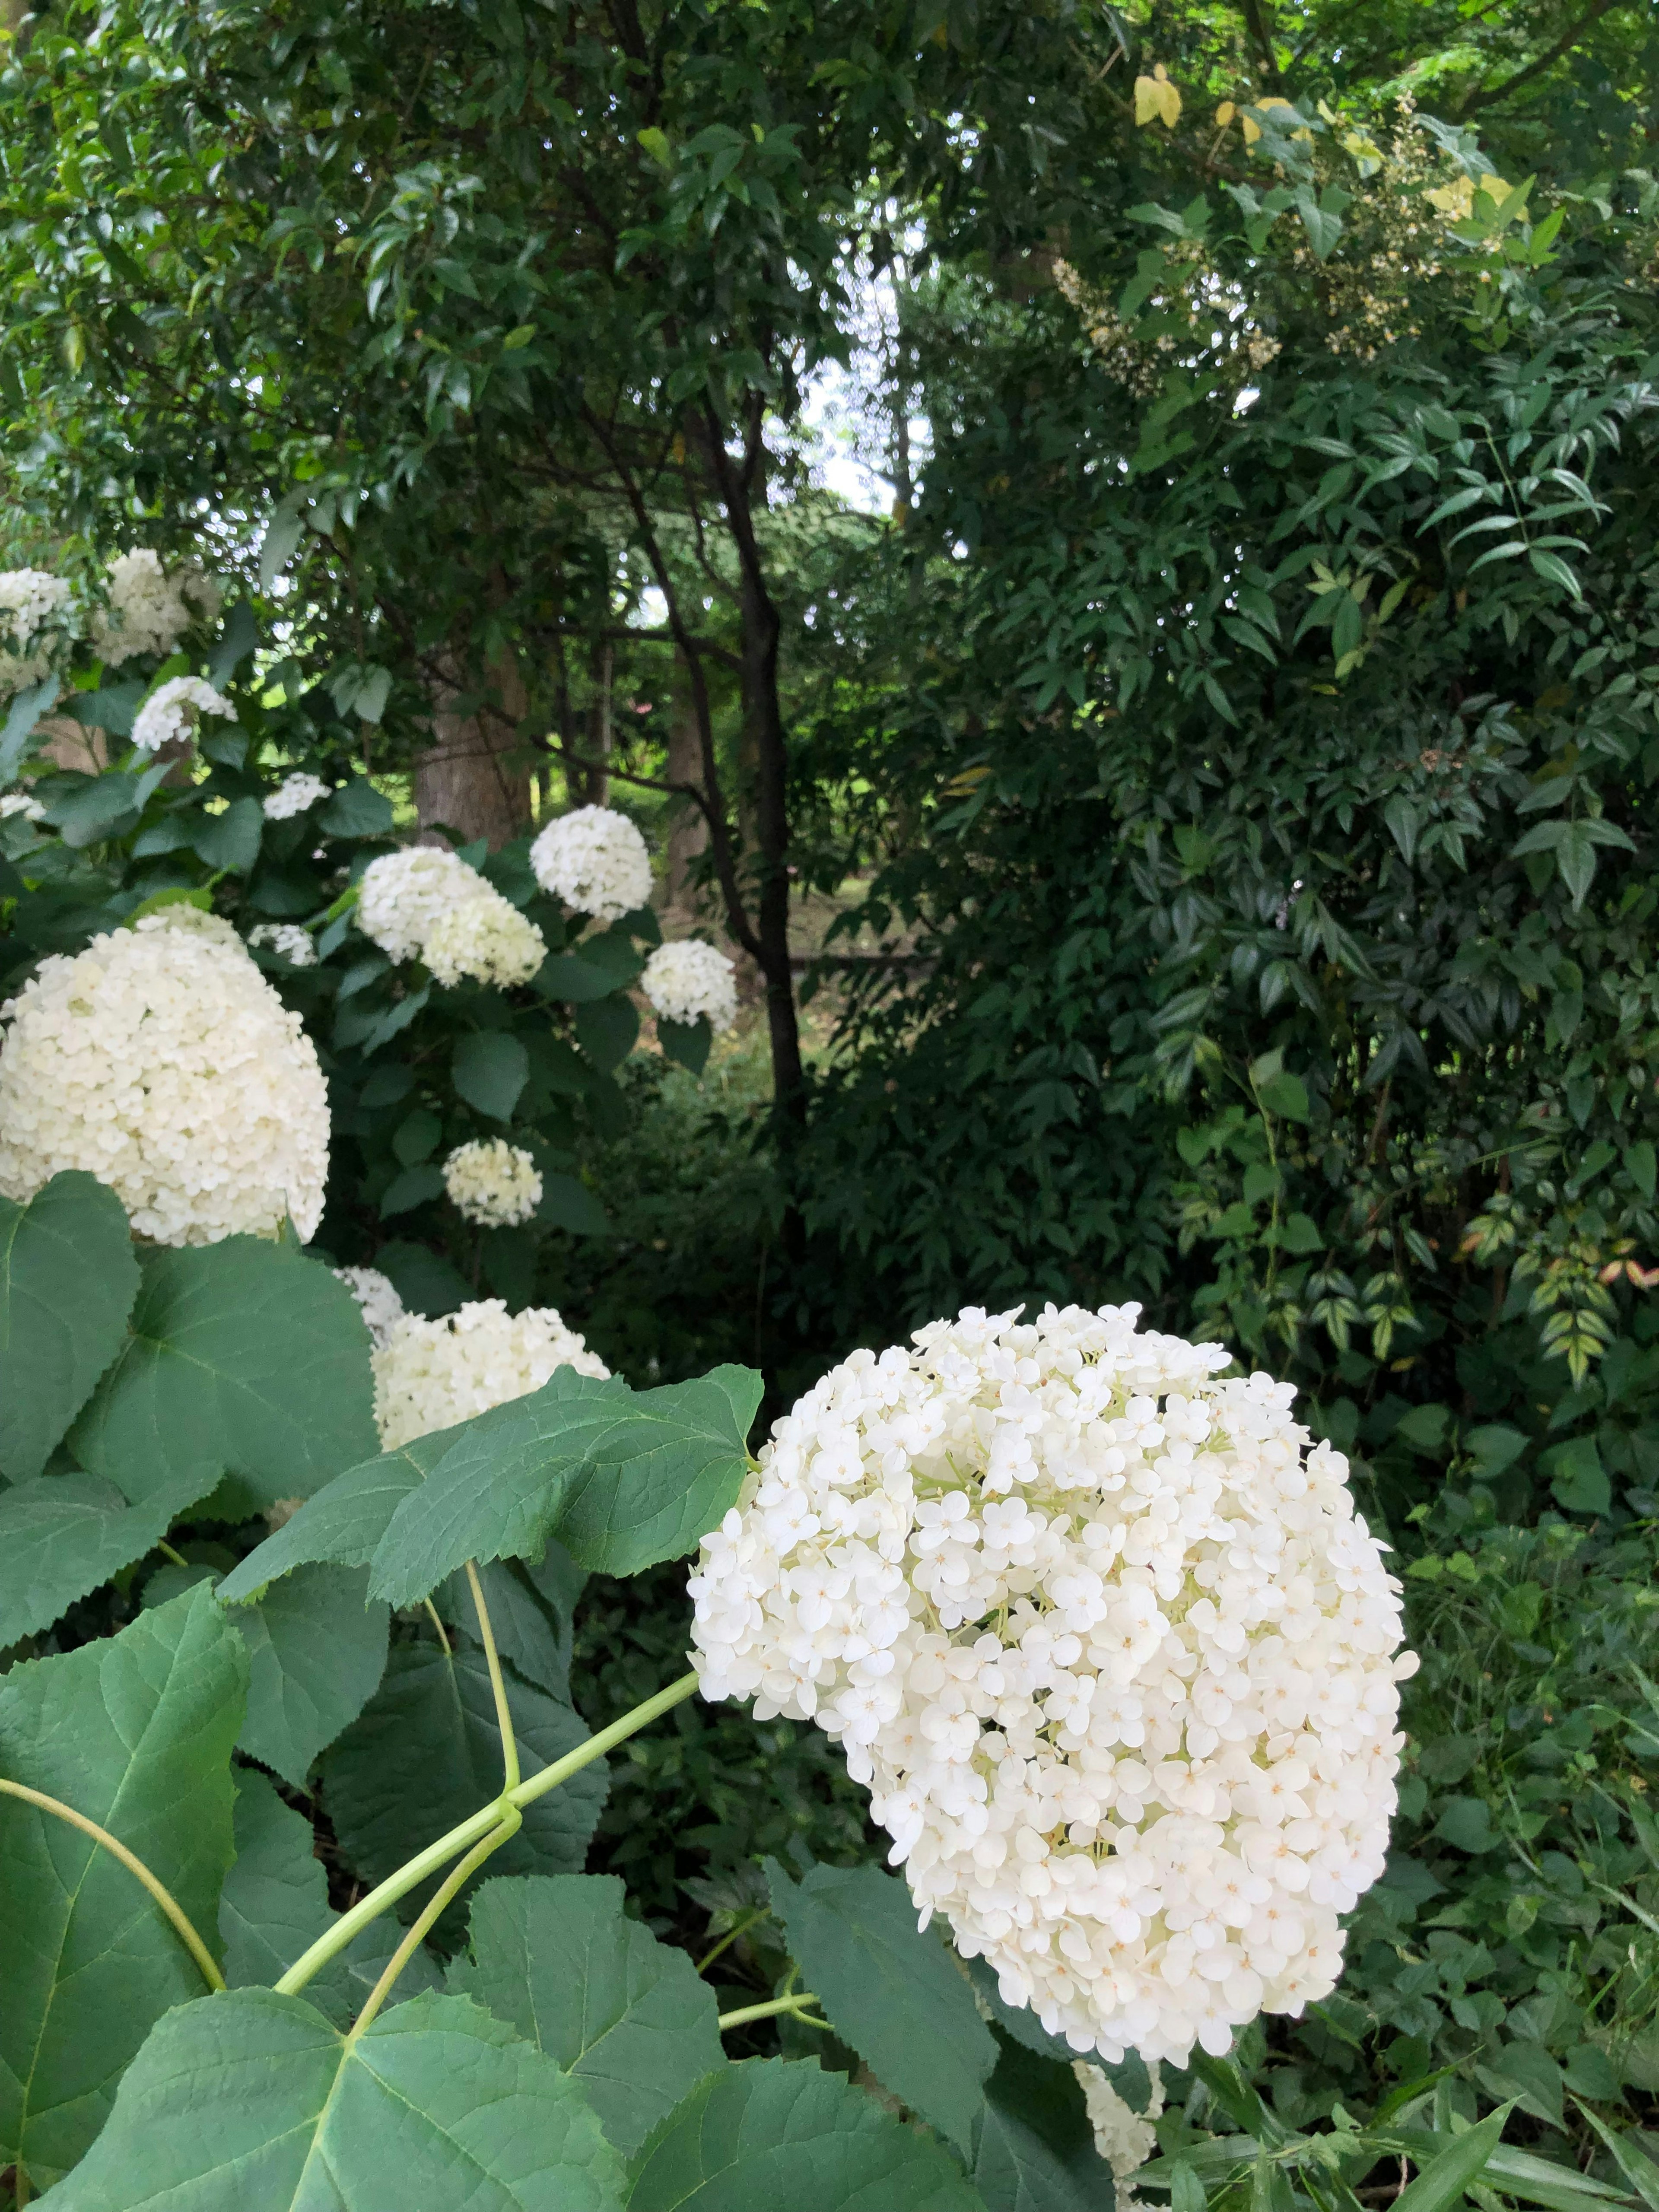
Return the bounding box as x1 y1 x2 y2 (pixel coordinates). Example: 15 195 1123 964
248 922 318 967
372 1299 610 1449
421 887 546 989
0 791 46 823
0 917 329 1245
642 938 739 1034
689 1302 1413 2067
334 1265 407 1348
91 549 221 665
442 1139 543 1227
131 676 237 756
264 772 334 820
530 804 652 923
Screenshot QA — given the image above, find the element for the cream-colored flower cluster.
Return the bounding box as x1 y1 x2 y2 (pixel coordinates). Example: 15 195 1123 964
334 1265 407 1348
91 549 221 665
264 772 333 820
372 1298 610 1449
690 1302 1411 2066
248 923 318 967
132 676 237 756
530 804 652 923
0 917 328 1245
0 791 46 823
0 567 74 695
356 847 545 988
442 1139 542 1227
642 938 738 1034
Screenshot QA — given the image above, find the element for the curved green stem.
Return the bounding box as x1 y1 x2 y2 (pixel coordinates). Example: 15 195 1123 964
351 1809 521 2038
275 1669 700 1997
718 1991 827 2031
697 1906 767 1975
421 1598 451 1656
0 1777 224 1993
466 1560 519 1793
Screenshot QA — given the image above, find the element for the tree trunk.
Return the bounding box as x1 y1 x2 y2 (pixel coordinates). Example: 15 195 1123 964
415 652 531 849
578 640 613 807
735 553 804 1119
661 648 708 914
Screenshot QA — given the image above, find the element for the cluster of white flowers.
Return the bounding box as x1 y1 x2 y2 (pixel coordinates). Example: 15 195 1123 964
143 903 241 949
1076 2063 1163 2197
356 847 546 987
132 676 237 756
0 791 46 823
372 1299 610 1449
264 772 333 820
690 1302 1412 2067
0 917 329 1245
0 568 74 695
642 938 738 1034
334 1265 407 1348
442 1139 543 1227
530 804 652 923
91 550 221 665
422 892 546 989
248 923 318 967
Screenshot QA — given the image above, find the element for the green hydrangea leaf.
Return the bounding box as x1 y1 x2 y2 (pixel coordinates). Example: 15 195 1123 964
448 1874 725 2158
226 1562 390 1787
0 1584 246 2191
0 1467 214 1644
0 1171 140 1481
216 1430 455 1603
41 1987 627 2211
972 2031 1104 2212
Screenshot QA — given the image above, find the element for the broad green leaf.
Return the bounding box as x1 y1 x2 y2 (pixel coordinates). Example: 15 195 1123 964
437 1553 576 1700
538 1172 613 1235
227 1563 390 1787
450 1875 725 2158
369 1363 763 1605
658 1016 712 1077
69 1239 378 1510
575 993 639 1072
453 1030 530 1120
0 673 60 782
0 1585 246 2190
764 1859 997 2158
0 1467 213 1645
318 775 394 838
626 2056 984 2211
322 1644 607 1929
973 2032 1103 2212
216 1432 448 1602
219 1770 438 2029
189 794 262 873
41 1986 627 2211
0 1171 139 1481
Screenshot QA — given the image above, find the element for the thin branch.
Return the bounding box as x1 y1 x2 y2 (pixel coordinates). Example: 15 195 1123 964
350 1813 520 2037
1239 0 1284 85
718 1991 829 2031
1457 0 1621 113
422 1597 451 1654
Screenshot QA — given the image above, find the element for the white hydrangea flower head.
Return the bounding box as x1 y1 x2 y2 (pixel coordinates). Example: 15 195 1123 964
642 938 738 1034
264 772 333 820
356 847 486 964
0 791 46 823
131 676 237 756
442 1139 543 1227
1075 2062 1163 2196
422 888 546 989
530 804 652 923
372 1299 610 1449
334 1265 407 1348
91 549 220 665
140 903 242 950
689 1301 1414 2068
248 922 318 967
0 916 329 1245
0 568 72 651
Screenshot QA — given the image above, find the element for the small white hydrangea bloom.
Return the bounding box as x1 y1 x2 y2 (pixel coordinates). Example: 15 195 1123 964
334 1265 407 1348
0 917 329 1244
264 772 333 820
0 791 46 823
422 890 546 989
0 568 73 696
642 938 738 1033
372 1298 610 1449
248 923 318 967
530 804 652 923
131 676 237 756
91 550 221 665
442 1139 543 1227
689 1301 1413 2068
356 847 484 964
1075 2062 1163 2197
140 903 242 950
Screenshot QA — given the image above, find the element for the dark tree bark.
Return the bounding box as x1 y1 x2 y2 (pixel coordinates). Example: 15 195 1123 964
415 653 531 849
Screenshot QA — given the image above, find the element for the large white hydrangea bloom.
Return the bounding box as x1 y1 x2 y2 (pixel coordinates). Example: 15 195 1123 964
357 848 480 963
0 568 73 695
0 918 329 1245
442 1139 543 1227
530 804 652 923
689 1302 1412 2067
132 676 237 756
334 1265 407 1348
422 889 546 989
91 550 221 665
264 772 333 820
372 1299 610 1449
642 938 738 1034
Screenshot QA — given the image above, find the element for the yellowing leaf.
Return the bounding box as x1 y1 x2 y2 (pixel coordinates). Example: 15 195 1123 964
1215 101 1236 127
1135 65 1181 130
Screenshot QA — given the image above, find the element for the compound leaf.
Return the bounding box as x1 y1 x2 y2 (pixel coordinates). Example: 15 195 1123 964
0 1172 139 1482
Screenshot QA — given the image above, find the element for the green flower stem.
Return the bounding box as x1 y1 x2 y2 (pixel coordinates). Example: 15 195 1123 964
696 1906 768 1975
465 1560 519 1793
274 1668 701 1998
717 1992 828 2031
351 1809 521 2038
0 1777 225 1993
